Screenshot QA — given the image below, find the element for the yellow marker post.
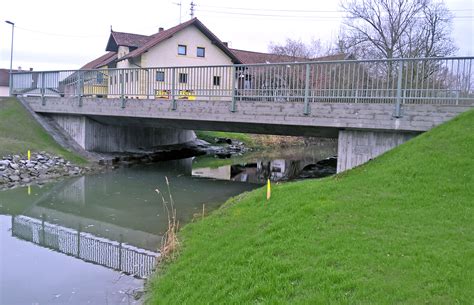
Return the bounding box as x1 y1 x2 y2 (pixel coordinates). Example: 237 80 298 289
266 179 271 200
28 185 31 195
27 150 31 161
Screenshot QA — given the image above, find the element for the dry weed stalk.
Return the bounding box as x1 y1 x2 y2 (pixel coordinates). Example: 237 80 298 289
155 176 180 262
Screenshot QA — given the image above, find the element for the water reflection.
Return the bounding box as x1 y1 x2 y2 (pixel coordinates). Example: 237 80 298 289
0 145 336 304
12 215 157 278
192 144 337 183
2 158 258 280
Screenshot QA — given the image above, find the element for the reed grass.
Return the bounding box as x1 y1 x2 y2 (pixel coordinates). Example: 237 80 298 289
155 177 179 261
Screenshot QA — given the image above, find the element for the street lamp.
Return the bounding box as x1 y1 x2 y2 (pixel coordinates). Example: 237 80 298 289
5 20 14 96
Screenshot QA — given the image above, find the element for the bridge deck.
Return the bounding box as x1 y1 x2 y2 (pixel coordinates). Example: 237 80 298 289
22 96 473 137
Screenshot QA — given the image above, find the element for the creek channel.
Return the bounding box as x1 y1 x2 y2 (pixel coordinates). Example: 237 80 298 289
0 142 336 305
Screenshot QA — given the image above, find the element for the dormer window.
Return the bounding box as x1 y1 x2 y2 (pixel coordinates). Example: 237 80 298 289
197 47 205 58
178 45 187 55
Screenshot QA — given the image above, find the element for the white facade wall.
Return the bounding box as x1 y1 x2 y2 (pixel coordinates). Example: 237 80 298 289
141 25 233 67
0 86 9 97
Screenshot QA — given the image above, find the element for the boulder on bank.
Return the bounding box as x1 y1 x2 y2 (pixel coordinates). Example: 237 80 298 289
0 152 92 190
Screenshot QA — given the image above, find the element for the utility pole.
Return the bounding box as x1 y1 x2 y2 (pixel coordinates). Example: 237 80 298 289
190 1 196 19
173 1 182 23
5 20 14 96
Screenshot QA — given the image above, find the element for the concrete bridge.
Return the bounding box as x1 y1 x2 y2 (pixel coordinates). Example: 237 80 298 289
12 57 474 172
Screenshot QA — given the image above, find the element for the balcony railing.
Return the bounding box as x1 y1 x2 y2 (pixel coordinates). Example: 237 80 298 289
11 57 474 116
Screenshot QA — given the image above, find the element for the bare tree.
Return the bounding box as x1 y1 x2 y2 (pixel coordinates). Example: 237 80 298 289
340 0 457 59
268 38 328 59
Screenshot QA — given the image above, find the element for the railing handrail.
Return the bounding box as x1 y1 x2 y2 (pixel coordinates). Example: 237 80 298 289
10 56 474 74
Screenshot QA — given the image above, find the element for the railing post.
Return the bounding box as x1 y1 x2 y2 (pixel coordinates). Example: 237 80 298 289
78 71 83 107
120 71 126 108
77 224 81 257
230 65 237 112
303 64 310 115
394 60 403 118
171 67 177 110
41 72 45 106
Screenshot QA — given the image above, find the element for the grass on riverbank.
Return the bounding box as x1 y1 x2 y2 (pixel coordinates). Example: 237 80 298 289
195 130 255 147
0 98 86 164
147 110 474 304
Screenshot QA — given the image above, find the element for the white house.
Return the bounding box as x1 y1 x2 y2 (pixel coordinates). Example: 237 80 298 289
81 18 348 100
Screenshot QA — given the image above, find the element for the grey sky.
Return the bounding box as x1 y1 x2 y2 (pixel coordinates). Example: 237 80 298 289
1 0 473 71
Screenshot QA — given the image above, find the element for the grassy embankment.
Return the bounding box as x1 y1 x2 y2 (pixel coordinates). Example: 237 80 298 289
195 130 255 147
0 97 86 164
147 110 474 304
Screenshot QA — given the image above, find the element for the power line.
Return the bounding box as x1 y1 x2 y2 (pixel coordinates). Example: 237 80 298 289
196 9 473 20
197 4 343 13
197 4 474 13
196 9 345 19
16 26 103 38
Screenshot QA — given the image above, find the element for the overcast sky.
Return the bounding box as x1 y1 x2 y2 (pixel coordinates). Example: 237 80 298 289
1 0 473 71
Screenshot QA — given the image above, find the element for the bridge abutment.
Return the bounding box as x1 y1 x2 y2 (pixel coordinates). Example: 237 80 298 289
337 129 418 173
49 114 196 153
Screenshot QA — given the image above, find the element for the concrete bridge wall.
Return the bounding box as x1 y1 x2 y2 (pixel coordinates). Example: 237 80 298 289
20 96 472 171
48 113 195 153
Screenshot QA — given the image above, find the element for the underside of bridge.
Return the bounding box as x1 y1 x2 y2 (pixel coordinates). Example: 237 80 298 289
47 113 196 153
43 112 419 173
18 96 470 172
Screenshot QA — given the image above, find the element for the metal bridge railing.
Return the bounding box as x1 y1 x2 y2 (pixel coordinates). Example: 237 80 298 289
11 57 474 116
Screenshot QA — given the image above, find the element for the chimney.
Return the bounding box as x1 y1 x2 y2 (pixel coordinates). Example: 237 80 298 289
222 42 228 47
29 68 33 71
159 27 164 32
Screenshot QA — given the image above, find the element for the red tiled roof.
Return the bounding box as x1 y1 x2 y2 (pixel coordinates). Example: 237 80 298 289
230 49 349 64
81 52 117 70
230 49 308 64
121 18 241 63
0 69 10 86
106 31 151 52
0 69 20 86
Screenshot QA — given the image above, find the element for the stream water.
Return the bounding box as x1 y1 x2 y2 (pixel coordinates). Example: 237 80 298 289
0 143 336 305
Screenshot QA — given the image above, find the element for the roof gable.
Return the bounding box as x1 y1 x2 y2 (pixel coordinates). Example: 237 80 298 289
121 18 241 63
106 31 151 52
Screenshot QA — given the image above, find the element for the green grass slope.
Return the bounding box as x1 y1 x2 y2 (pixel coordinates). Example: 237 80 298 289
0 98 86 164
147 110 474 304
195 130 255 147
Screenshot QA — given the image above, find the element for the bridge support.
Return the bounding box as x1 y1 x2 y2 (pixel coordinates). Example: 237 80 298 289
337 129 418 173
49 114 195 153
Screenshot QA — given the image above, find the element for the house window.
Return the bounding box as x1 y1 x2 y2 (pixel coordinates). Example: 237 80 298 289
135 71 139 82
179 73 187 84
125 72 129 83
178 45 187 55
156 71 165 82
213 76 221 86
197 47 205 58
130 71 133 82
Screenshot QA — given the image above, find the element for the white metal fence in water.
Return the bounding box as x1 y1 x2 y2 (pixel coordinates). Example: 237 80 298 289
11 215 159 278
11 57 474 115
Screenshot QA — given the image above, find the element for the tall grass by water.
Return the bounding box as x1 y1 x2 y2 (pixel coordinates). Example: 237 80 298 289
155 177 179 261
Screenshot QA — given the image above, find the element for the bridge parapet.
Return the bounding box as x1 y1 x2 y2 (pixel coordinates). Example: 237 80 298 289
12 57 474 117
